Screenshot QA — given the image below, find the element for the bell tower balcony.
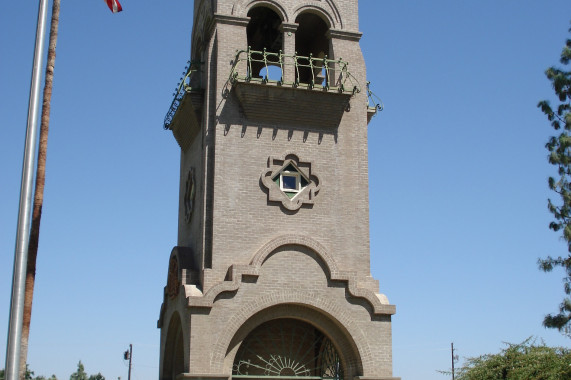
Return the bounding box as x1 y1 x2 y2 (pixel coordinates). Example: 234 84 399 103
227 48 359 128
163 61 204 150
164 54 383 150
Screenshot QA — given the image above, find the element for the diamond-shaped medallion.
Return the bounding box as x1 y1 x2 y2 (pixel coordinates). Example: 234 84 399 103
261 154 320 211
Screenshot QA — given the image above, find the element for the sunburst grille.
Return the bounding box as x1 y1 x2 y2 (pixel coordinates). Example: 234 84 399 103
232 319 343 380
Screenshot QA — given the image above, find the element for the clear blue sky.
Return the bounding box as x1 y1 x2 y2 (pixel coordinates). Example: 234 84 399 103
1 1 571 379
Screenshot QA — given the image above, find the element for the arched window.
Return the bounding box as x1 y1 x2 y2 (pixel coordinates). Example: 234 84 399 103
294 13 330 85
232 319 343 380
247 7 283 79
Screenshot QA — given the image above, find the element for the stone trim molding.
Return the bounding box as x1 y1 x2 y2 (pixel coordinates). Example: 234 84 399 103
250 234 334 270
176 375 229 380
292 3 337 29
184 235 395 316
280 22 298 33
231 0 344 30
327 29 363 41
232 0 290 22
213 13 250 27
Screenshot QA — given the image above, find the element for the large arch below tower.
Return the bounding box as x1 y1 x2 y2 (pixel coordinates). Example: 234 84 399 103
221 304 364 379
231 319 345 380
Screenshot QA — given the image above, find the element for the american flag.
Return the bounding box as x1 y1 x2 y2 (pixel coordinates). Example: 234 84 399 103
104 0 122 13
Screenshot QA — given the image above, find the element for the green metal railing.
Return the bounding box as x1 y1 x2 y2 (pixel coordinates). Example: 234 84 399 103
163 51 385 131
229 47 360 94
366 81 383 114
164 60 202 130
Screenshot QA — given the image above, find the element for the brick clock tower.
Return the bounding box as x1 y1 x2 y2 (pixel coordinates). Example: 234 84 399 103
158 1 399 380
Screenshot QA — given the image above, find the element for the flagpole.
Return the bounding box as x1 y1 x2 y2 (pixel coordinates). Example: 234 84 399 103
5 0 50 379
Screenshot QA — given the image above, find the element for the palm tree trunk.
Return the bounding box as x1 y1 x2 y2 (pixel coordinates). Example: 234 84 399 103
19 0 60 377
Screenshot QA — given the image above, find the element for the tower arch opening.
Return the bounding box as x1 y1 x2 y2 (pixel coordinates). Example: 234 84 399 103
246 6 283 79
294 12 330 86
232 318 344 380
220 303 364 380
161 312 185 380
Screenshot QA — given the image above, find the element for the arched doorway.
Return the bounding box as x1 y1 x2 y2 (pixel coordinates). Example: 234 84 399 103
232 319 343 380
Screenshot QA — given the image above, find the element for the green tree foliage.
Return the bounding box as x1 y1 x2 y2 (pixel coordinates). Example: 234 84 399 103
69 362 104 380
25 364 35 380
538 24 571 332
35 376 58 380
2 362 100 380
0 367 56 380
453 338 571 380
69 362 87 380
1 364 38 380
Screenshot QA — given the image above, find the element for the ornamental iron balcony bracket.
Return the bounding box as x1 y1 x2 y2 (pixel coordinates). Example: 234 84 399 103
164 61 204 150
